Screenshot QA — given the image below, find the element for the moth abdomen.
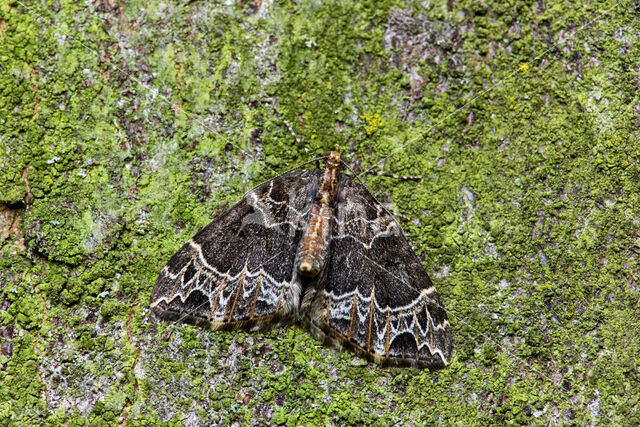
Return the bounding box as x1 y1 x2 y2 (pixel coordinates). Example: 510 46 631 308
296 207 333 277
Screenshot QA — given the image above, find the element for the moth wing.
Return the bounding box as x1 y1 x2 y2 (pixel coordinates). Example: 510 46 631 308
151 169 322 330
305 175 453 368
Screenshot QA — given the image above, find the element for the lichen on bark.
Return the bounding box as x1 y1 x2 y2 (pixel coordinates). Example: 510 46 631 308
1 0 639 425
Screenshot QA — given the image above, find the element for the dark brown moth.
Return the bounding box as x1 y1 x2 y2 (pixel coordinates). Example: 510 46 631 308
150 147 453 368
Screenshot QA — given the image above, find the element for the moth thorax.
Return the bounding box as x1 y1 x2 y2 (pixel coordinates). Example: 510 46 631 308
325 150 341 169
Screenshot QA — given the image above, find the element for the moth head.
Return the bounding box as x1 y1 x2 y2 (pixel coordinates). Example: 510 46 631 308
324 146 342 169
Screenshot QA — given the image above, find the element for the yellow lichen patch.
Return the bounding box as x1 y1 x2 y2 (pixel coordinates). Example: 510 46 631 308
360 113 383 135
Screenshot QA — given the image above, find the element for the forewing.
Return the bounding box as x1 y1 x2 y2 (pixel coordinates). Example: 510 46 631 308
305 175 453 368
151 169 322 330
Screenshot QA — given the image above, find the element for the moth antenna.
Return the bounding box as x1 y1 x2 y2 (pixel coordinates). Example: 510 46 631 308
338 158 358 178
356 164 422 182
242 156 324 198
369 171 422 181
386 209 413 223
283 119 318 167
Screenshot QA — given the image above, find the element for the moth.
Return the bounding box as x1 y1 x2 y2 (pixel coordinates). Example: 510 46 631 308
150 147 453 368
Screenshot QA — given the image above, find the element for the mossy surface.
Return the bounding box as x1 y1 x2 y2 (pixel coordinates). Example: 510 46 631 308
1 0 639 424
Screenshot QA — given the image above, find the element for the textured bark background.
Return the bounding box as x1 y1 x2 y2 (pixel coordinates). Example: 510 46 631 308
1 0 639 425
